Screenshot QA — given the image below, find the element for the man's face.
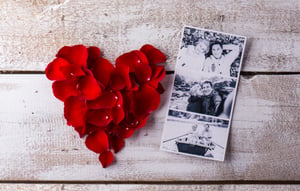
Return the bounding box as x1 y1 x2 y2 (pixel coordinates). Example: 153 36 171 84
202 83 213 96
212 44 223 59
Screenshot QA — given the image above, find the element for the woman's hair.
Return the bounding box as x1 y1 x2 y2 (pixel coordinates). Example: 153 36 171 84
211 41 223 49
207 41 223 56
195 39 210 53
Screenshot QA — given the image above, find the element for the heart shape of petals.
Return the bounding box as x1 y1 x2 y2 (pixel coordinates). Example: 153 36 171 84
46 44 166 167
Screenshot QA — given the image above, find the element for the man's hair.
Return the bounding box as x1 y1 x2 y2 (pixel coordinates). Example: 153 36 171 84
202 80 213 88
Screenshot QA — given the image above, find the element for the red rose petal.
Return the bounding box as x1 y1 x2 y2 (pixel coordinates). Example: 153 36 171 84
86 110 112 126
60 64 86 78
74 125 86 138
115 52 138 72
111 106 125 125
135 114 150 129
146 64 166 89
52 78 79 101
87 91 119 109
115 91 123 107
109 70 126 90
85 123 107 135
128 75 139 91
134 84 160 117
87 46 101 68
115 125 136 139
114 64 131 89
85 130 109 153
122 91 134 112
45 58 70 81
110 135 125 153
134 63 152 84
140 44 166 65
91 58 115 87
78 71 102 100
156 82 165 94
132 50 149 65
151 64 165 82
99 150 114 168
57 45 88 67
64 96 87 128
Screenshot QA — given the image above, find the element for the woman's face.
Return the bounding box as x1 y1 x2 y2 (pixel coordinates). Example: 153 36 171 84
195 41 208 54
212 44 223 59
202 83 213 96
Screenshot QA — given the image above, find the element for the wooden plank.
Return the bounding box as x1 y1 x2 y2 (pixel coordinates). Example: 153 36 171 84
0 184 299 191
0 0 299 72
0 74 299 181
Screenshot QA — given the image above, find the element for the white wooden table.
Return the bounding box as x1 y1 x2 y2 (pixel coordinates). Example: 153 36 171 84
0 0 299 190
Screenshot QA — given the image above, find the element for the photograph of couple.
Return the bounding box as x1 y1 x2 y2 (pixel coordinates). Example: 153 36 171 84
170 73 236 119
177 26 246 78
161 113 229 161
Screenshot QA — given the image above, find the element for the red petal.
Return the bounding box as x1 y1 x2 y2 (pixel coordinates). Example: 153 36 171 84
140 44 166 65
134 85 160 117
115 52 138 72
122 91 134 112
91 58 115 87
87 91 119 109
45 58 70 81
111 106 125 125
60 64 86 78
86 109 112 126
85 130 109 153
78 71 102 100
135 114 150 129
134 63 152 84
146 64 166 88
128 75 139 91
110 135 125 153
99 150 114 168
132 50 149 65
64 96 87 128
74 125 86 138
114 125 136 139
151 64 165 82
114 64 131 89
52 78 79 101
87 46 101 68
115 91 123 107
121 112 149 129
57 45 88 67
85 123 107 135
109 70 126 90
156 82 165 94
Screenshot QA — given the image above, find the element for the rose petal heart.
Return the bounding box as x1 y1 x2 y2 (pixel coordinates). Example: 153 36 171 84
45 44 166 167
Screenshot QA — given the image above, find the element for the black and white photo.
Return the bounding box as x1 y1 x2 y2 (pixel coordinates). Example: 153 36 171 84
177 26 246 78
161 113 229 161
169 72 237 119
161 26 246 161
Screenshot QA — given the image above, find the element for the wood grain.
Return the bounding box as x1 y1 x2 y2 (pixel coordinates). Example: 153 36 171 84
0 184 299 191
0 74 298 181
0 0 299 72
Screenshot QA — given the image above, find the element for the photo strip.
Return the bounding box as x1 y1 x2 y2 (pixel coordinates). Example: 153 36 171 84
161 26 246 161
